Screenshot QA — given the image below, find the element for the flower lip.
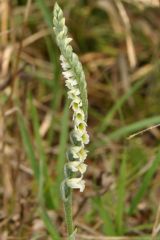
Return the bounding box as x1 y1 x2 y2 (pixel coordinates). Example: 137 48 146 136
78 122 86 131
75 121 87 136
70 97 82 110
77 112 84 120
73 108 85 125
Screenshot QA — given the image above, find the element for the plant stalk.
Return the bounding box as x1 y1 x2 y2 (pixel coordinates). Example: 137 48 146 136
63 188 75 240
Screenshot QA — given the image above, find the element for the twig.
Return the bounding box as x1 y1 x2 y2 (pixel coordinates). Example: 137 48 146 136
76 235 150 240
152 202 160 239
127 123 160 139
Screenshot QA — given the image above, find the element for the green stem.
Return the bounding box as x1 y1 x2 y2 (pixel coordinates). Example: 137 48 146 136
63 188 75 240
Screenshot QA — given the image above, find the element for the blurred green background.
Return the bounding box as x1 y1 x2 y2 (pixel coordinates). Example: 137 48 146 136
0 0 160 239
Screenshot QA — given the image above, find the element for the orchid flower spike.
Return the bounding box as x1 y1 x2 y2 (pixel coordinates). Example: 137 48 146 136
53 2 89 194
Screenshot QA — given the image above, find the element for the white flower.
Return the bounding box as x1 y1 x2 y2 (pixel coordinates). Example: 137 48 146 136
66 177 85 192
65 79 77 89
70 146 88 161
70 97 82 112
73 108 85 124
68 88 80 99
75 121 87 136
72 129 89 145
62 70 73 79
74 131 89 145
81 132 90 145
77 162 87 174
60 55 70 71
67 161 87 174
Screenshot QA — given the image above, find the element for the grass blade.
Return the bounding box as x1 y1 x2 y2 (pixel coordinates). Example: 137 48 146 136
29 99 61 238
36 0 62 144
18 105 61 239
36 0 52 27
108 116 160 141
29 96 59 209
18 112 39 181
129 149 160 215
116 152 127 235
92 197 116 236
91 116 160 155
98 78 146 132
40 208 61 240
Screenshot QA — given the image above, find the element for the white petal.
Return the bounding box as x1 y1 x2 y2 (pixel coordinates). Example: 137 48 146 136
68 88 80 99
67 161 79 172
81 132 90 145
67 161 87 174
75 121 87 136
62 70 73 79
77 147 88 161
73 108 84 120
60 55 65 62
60 55 70 70
70 97 82 112
78 163 87 174
65 79 77 89
71 130 82 142
66 177 85 192
70 146 88 161
73 109 85 125
61 63 69 71
70 146 81 159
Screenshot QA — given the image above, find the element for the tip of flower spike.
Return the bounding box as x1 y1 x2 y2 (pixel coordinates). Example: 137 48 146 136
53 2 63 19
54 2 60 11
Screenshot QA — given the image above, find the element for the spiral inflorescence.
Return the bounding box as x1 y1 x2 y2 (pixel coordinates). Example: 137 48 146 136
53 3 89 197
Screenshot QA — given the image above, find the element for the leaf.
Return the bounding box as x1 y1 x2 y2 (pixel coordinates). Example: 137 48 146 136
18 112 39 181
92 197 116 235
98 78 146 132
129 149 160 215
116 152 127 235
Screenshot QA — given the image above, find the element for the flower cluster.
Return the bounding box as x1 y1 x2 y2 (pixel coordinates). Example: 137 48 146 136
53 3 89 194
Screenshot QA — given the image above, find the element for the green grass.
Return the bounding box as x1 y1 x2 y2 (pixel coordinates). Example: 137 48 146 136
97 78 147 133
18 111 39 182
18 103 61 239
129 148 160 215
92 196 116 236
115 152 127 235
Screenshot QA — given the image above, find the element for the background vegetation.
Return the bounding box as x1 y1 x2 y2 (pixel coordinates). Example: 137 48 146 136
0 0 160 239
